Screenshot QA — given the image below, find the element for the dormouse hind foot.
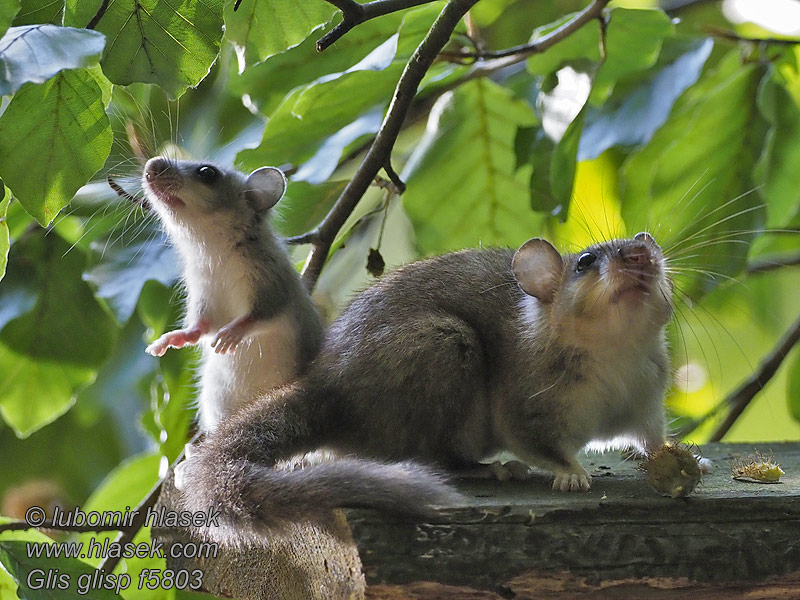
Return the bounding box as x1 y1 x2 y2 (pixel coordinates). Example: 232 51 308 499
146 322 209 356
173 442 198 491
552 464 592 492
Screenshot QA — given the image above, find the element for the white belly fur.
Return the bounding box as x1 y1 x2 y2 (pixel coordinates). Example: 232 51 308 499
197 311 299 432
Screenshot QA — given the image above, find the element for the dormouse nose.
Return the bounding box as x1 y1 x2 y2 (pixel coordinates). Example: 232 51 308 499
619 243 652 266
144 157 171 181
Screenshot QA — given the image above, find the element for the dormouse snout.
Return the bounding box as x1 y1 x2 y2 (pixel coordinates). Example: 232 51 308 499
142 157 184 209
144 157 172 181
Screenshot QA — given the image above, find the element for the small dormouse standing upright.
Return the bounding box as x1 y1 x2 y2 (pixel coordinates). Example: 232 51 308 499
179 233 673 545
141 157 323 432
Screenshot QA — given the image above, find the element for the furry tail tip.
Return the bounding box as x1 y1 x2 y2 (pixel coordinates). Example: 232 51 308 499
177 455 463 547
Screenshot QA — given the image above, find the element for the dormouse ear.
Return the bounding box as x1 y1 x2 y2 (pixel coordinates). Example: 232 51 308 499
245 167 286 211
512 238 563 303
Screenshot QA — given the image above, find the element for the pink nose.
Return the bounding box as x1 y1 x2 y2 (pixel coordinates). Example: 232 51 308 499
620 244 651 265
144 157 171 181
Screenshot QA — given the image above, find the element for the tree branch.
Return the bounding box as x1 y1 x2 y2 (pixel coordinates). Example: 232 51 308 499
747 253 800 275
318 0 439 52
86 0 111 29
709 313 800 442
301 0 479 289
704 27 800 47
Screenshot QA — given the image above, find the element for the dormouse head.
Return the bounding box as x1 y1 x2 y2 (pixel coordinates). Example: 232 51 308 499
512 234 673 349
141 156 286 230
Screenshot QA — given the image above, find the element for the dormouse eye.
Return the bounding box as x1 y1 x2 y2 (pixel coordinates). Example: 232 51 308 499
196 165 219 183
575 252 596 273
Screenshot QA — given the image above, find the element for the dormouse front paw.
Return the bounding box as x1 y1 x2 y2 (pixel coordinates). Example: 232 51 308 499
146 323 207 356
211 325 245 354
146 331 190 356
553 465 592 492
211 316 256 354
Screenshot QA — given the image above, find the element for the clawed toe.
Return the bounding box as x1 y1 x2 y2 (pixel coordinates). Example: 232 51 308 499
553 471 592 492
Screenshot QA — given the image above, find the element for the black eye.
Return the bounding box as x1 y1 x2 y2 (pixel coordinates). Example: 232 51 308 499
196 165 219 183
575 252 596 273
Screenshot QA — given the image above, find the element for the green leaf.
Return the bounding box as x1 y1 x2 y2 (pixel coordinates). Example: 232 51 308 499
141 346 194 463
64 0 97 28
225 0 335 65
0 343 92 437
238 59 399 172
0 0 20 36
232 9 409 116
76 316 159 455
622 52 765 299
0 540 122 599
754 70 800 228
0 232 117 368
579 38 713 160
788 348 800 424
137 280 183 341
403 79 541 254
590 8 674 104
0 187 8 281
0 25 106 95
94 0 224 98
85 453 160 512
11 0 61 26
237 4 441 173
470 0 517 26
84 225 179 324
275 180 348 237
517 127 556 212
0 68 112 226
549 99 587 217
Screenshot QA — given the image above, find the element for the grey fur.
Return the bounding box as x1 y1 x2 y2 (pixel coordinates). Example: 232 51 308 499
181 236 674 544
141 157 323 431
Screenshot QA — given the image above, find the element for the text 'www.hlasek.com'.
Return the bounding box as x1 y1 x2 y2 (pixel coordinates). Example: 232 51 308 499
22 505 220 594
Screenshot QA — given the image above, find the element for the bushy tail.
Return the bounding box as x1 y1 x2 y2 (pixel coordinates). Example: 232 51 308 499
176 384 460 546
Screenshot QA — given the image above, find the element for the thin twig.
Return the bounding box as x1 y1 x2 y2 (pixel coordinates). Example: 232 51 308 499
285 232 322 246
704 26 800 47
710 313 800 442
747 254 800 275
440 0 610 62
301 0 479 288
98 478 164 573
382 161 406 194
318 0 438 52
87 0 111 29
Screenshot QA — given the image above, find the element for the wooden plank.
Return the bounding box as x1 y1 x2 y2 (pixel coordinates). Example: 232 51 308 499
348 442 800 594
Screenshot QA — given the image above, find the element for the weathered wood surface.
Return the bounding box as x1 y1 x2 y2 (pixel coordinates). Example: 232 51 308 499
348 443 800 597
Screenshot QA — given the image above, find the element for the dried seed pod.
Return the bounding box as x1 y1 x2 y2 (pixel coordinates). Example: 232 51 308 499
732 450 784 484
643 442 702 498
